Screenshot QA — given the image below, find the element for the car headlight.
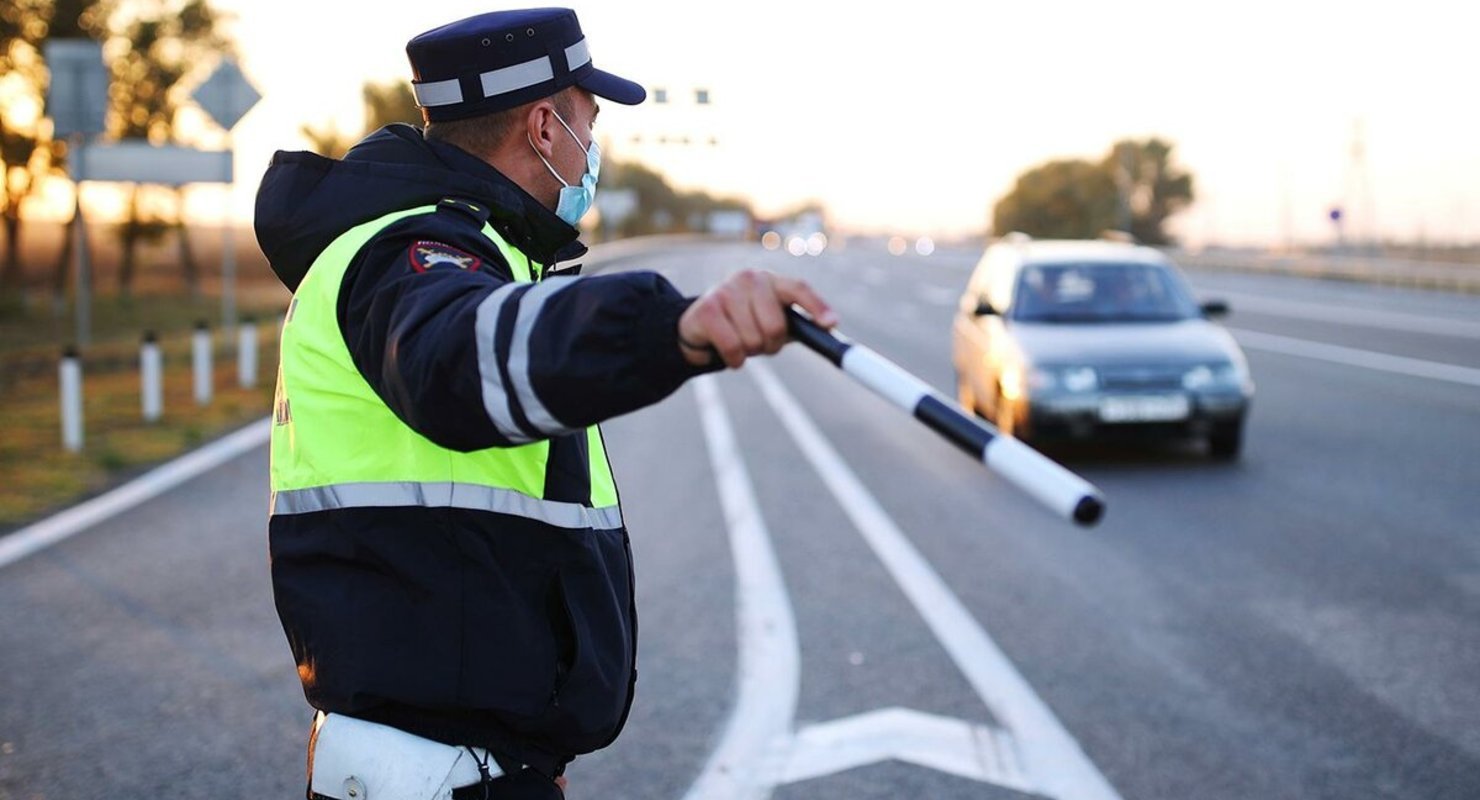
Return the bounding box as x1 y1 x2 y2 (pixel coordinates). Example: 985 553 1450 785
1005 366 1097 396
1183 363 1243 390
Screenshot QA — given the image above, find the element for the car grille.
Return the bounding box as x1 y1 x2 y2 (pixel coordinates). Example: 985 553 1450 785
1098 367 1185 391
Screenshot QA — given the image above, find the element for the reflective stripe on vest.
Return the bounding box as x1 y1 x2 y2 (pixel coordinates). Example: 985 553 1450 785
272 482 623 530
269 205 619 526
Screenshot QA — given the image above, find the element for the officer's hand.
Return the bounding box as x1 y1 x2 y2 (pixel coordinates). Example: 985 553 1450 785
677 270 837 369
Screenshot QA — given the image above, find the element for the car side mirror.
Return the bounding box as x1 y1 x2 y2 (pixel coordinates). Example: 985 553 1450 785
1200 299 1230 318
974 298 999 317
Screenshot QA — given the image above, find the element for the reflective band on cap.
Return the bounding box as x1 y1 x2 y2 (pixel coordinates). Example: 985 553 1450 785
421 39 592 107
481 56 555 98
271 482 624 530
413 78 464 108
565 38 590 70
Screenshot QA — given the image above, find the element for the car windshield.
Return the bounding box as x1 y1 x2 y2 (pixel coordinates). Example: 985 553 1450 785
1009 262 1200 323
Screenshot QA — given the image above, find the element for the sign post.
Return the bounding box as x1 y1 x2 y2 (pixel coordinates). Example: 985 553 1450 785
44 40 108 348
190 58 261 331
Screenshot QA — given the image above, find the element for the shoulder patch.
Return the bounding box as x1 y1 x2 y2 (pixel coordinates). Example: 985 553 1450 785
408 241 483 273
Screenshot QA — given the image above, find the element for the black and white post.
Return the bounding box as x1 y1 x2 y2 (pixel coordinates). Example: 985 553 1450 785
59 346 84 453
141 330 163 422
786 309 1105 526
192 321 212 406
237 317 257 389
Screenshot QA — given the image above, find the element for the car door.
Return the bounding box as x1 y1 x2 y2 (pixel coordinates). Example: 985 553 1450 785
954 249 1015 415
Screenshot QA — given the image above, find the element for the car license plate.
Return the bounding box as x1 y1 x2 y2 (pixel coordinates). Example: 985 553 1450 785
1099 394 1190 423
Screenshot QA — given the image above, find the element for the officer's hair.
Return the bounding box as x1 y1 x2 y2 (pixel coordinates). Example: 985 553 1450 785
424 90 576 159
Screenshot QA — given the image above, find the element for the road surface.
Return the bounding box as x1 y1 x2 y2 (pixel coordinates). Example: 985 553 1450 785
3 240 1477 799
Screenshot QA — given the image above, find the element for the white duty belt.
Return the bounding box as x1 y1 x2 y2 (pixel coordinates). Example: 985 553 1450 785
309 712 505 800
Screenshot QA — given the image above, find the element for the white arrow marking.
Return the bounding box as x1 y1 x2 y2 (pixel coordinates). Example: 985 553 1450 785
775 707 1034 793
749 360 1123 800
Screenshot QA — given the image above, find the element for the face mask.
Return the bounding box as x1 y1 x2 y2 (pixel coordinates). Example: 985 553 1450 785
529 110 600 226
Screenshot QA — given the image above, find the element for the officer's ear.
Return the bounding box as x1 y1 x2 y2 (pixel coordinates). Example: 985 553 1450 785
526 100 561 159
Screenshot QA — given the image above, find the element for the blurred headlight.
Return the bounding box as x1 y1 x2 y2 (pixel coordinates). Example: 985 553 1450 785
999 367 1039 399
1183 363 1242 390
1061 366 1099 393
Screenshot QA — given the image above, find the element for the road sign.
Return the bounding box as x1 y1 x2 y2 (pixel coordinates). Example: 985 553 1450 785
191 58 261 131
78 143 233 185
44 40 108 137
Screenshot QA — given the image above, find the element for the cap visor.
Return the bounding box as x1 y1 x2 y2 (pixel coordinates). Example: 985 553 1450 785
579 69 647 105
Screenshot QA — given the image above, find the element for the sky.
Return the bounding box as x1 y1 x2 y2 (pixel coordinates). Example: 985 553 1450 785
88 0 1480 246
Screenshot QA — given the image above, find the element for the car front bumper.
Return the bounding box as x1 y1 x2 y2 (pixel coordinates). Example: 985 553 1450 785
1020 389 1249 441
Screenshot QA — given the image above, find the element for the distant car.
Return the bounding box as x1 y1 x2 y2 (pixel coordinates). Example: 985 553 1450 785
952 238 1253 459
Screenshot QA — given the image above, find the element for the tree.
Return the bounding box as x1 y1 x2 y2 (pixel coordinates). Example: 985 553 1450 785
992 138 1194 244
105 0 233 298
0 0 107 299
993 159 1119 240
1105 138 1193 245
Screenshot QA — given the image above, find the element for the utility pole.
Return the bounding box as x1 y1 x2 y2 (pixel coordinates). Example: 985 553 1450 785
1343 118 1377 255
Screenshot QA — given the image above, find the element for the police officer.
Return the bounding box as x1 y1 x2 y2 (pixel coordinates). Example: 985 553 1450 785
254 7 834 800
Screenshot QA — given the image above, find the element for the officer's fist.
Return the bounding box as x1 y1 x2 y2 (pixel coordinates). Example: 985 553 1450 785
677 270 837 369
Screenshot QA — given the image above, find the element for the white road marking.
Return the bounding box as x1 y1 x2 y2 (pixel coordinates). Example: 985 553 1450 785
776 707 1033 791
917 285 959 307
0 418 272 570
1211 290 1480 339
1230 328 1480 388
749 360 1122 800
683 377 800 800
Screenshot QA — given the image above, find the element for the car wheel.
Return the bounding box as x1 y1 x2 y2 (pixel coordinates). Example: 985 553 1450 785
957 372 979 417
1209 421 1243 460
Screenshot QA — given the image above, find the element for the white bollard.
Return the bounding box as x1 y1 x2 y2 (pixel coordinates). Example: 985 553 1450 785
237 318 258 389
192 321 212 407
141 330 163 422
59 347 84 452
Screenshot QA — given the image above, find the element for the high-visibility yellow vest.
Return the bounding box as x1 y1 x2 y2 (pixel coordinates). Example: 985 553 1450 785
269 205 619 528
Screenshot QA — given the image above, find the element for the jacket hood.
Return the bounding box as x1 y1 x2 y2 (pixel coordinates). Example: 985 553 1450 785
254 123 585 291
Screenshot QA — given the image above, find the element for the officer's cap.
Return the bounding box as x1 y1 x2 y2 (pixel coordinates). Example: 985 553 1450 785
407 8 646 122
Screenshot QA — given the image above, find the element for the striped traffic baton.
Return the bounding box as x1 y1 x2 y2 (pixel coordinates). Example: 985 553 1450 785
786 308 1106 526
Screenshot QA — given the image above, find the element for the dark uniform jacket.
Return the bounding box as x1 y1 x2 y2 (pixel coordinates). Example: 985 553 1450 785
254 123 711 776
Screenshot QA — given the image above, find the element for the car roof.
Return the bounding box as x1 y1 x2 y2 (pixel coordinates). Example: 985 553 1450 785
995 239 1171 268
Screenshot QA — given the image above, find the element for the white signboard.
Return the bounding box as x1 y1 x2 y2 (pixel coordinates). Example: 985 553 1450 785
595 188 639 226
191 58 262 131
707 210 751 237
45 40 109 137
79 143 234 185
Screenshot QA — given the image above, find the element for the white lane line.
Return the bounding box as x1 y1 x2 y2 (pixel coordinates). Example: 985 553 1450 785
0 417 272 570
682 377 800 800
917 284 958 307
749 360 1122 800
1230 328 1480 388
1212 290 1480 339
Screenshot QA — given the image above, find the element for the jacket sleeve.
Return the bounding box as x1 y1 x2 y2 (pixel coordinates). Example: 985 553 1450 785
338 212 714 451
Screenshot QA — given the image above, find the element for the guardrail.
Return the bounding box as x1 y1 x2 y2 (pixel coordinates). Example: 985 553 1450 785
1169 249 1480 294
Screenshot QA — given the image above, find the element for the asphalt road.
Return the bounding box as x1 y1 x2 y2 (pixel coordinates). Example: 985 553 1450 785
2 240 1477 800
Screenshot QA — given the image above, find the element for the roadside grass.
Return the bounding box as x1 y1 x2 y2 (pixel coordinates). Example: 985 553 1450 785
0 322 281 528
0 225 288 530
